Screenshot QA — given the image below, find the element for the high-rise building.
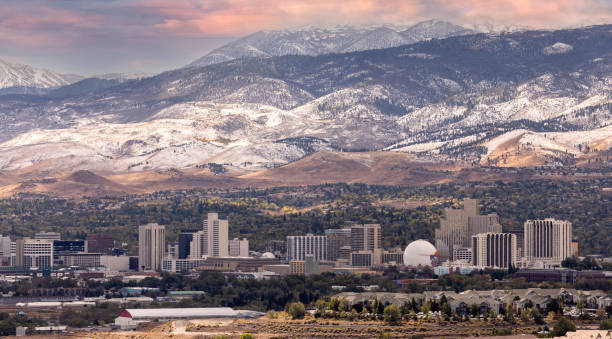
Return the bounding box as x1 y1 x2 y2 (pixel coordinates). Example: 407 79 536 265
14 238 54 269
325 228 351 262
286 234 327 262
138 223 165 271
523 219 573 267
350 224 381 252
86 234 114 255
435 199 502 260
229 238 249 257
472 233 518 269
178 230 199 259
201 213 229 257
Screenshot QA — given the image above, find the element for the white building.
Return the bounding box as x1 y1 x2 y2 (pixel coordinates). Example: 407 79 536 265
162 258 205 273
229 238 249 257
114 307 239 330
13 238 54 269
138 223 165 271
472 233 518 269
287 233 327 262
201 213 229 257
523 219 573 267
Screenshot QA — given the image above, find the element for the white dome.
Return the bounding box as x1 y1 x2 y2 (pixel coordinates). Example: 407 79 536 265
261 252 276 259
403 240 438 267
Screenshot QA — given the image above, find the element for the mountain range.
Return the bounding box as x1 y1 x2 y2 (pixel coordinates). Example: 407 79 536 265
187 20 476 67
0 22 610 183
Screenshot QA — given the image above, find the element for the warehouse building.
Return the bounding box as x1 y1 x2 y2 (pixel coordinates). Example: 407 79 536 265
114 307 262 329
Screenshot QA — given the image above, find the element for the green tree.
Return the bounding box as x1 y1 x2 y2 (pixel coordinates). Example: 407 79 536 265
384 304 402 325
552 318 576 337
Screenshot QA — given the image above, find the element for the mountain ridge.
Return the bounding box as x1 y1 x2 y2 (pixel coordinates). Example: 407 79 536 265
0 25 611 174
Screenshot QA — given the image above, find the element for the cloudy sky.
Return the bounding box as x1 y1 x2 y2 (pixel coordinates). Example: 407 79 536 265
1 0 611 75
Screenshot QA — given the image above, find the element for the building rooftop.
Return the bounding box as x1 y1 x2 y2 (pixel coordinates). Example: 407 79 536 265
119 307 237 319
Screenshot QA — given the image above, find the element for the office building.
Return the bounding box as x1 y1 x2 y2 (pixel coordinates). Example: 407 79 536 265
472 233 518 269
435 199 502 260
86 234 114 255
382 250 404 265
325 228 352 262
178 230 199 259
53 240 87 266
453 247 473 262
350 224 381 252
15 238 54 269
351 250 382 267
286 233 327 262
57 253 102 267
229 238 249 257
34 232 61 241
138 223 165 271
523 219 573 267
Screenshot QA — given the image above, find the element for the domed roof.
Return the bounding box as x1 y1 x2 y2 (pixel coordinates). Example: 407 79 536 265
261 252 276 259
403 240 438 267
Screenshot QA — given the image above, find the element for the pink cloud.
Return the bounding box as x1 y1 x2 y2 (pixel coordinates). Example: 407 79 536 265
1 0 611 50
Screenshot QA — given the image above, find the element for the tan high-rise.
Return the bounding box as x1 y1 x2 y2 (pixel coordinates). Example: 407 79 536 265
435 199 502 260
138 223 165 271
524 219 572 267
472 233 518 269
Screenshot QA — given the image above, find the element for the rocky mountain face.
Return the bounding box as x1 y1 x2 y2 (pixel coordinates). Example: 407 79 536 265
187 20 475 67
0 25 611 173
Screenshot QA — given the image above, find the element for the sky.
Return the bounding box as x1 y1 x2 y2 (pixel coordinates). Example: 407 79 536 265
1 0 612 75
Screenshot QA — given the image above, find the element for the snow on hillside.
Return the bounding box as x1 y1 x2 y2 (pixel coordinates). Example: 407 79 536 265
188 20 476 67
0 58 76 89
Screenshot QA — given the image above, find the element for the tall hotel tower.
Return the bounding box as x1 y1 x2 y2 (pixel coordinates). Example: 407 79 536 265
523 219 572 267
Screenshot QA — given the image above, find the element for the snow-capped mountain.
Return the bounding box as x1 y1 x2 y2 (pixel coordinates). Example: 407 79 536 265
0 58 79 89
187 20 476 67
0 25 611 173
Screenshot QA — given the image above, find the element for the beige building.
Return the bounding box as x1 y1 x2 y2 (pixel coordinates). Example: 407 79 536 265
350 224 381 252
14 238 54 269
472 233 518 269
229 238 249 257
138 223 165 271
523 218 573 267
435 199 502 260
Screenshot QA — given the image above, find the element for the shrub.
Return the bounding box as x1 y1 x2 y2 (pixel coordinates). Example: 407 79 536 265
240 334 255 339
384 304 402 325
286 302 306 320
600 318 612 330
